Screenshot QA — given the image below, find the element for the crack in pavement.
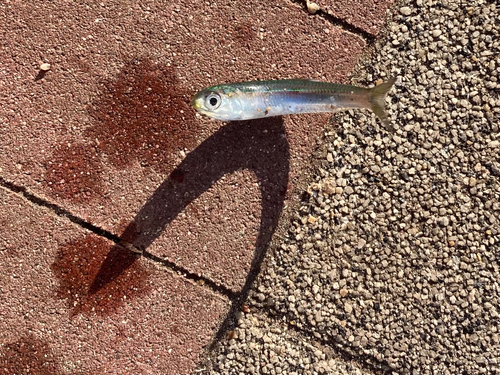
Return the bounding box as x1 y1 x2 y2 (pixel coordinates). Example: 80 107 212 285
0 175 235 300
292 0 376 45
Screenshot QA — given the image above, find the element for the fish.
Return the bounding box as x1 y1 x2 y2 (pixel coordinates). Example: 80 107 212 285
191 78 396 129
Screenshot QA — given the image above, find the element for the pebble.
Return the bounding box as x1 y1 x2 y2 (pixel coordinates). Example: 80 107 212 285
306 0 320 14
432 29 442 38
400 6 412 15
357 238 366 248
344 303 353 314
40 63 51 71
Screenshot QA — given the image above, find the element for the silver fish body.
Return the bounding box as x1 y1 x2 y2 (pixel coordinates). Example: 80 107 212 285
192 78 396 126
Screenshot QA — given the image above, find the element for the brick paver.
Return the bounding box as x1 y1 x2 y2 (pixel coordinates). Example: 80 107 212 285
0 187 229 374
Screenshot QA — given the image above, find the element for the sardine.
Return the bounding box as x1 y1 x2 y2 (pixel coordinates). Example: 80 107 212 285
192 78 396 128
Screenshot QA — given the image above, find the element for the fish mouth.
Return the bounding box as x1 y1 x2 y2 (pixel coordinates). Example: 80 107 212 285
191 93 202 110
192 93 212 118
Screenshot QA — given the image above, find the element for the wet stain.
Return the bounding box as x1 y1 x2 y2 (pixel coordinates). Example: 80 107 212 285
51 235 150 316
233 22 256 46
43 143 104 203
86 58 198 174
43 58 197 203
0 336 60 375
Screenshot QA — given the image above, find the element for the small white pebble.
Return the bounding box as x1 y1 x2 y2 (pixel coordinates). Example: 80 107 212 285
306 0 320 14
40 63 51 71
400 6 412 16
432 29 442 38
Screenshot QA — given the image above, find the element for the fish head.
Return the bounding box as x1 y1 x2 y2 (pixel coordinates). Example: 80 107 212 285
191 85 242 121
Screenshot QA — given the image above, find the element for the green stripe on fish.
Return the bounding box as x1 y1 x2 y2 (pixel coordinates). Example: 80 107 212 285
192 78 396 130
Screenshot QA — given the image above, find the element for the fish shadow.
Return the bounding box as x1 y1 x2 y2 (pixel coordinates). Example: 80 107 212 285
34 70 47 81
89 117 290 340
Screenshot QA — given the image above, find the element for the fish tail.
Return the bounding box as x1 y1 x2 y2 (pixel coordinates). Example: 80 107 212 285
369 77 396 129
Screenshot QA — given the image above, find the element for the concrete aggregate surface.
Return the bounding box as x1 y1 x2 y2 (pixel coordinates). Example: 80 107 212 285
201 310 370 375
203 0 500 374
1 0 499 373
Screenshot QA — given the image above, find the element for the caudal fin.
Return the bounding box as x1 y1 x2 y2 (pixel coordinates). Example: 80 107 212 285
369 77 396 130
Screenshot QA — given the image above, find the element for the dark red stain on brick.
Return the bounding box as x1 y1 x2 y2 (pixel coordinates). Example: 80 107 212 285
233 22 256 46
43 58 197 203
43 143 104 203
51 235 150 316
0 336 60 375
86 58 198 174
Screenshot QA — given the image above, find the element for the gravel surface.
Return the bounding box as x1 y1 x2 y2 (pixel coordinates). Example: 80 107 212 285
202 0 499 374
200 310 370 375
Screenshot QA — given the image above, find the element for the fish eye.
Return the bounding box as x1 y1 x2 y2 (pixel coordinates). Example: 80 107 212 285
206 93 221 110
